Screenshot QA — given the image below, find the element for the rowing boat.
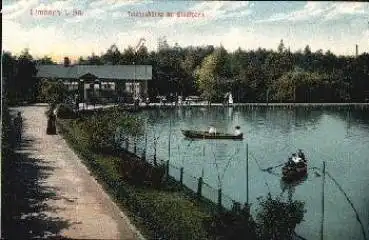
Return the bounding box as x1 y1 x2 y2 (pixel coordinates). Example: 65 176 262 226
282 153 308 182
181 130 243 140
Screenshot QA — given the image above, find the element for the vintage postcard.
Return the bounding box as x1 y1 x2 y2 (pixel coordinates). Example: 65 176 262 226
2 1 369 240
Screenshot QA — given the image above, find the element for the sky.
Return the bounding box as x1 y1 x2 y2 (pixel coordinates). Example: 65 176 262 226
3 0 369 62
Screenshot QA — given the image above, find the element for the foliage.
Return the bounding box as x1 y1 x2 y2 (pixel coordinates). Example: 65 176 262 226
58 114 307 240
75 109 143 153
55 103 75 119
135 190 209 240
4 40 369 105
256 195 305 240
39 79 69 105
57 119 210 240
2 49 38 104
195 47 230 102
35 56 56 64
272 69 324 102
118 158 166 188
1 103 14 160
207 203 257 240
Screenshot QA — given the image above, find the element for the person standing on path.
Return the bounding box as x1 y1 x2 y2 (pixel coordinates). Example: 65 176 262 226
46 112 57 135
13 111 23 146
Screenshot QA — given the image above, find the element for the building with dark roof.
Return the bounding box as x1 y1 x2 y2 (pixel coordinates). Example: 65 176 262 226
36 64 152 102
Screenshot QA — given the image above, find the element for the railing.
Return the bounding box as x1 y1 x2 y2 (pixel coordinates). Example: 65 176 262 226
119 136 241 211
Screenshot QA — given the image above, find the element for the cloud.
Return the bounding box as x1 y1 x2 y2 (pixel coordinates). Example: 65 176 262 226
258 2 369 23
136 1 251 30
2 1 369 61
324 2 368 20
3 0 40 20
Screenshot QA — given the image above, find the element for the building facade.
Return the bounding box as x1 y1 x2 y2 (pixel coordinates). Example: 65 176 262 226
36 64 152 102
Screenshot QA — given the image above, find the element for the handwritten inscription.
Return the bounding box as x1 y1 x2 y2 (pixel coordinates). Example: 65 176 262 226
128 11 205 18
30 9 83 16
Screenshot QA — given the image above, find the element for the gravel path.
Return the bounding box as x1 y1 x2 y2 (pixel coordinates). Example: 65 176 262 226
11 104 144 240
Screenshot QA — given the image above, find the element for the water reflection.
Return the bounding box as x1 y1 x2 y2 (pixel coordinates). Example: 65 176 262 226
280 175 308 202
122 106 369 240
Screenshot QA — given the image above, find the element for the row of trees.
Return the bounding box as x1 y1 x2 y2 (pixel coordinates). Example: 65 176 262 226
2 40 369 104
2 49 39 105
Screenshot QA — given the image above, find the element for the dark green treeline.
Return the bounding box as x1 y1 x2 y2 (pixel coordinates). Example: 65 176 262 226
2 40 369 104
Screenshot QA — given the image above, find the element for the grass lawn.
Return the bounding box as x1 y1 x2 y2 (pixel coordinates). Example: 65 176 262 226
57 119 212 240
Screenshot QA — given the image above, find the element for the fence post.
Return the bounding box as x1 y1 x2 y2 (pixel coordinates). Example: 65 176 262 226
218 188 222 212
197 177 203 199
134 139 137 154
154 151 157 166
166 160 170 181
180 167 184 186
153 139 157 166
321 161 326 240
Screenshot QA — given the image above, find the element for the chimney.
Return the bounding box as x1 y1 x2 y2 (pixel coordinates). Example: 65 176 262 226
355 44 358 57
64 57 71 67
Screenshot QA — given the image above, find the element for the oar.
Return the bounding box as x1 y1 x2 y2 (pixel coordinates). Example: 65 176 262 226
262 163 285 172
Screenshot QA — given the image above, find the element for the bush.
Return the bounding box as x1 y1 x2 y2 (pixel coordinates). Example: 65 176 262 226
39 79 68 105
57 119 210 240
256 195 305 240
74 109 143 153
206 203 257 240
55 103 75 119
118 158 166 188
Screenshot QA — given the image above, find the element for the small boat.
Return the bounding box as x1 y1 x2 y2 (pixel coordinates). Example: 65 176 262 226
282 152 308 182
181 130 243 140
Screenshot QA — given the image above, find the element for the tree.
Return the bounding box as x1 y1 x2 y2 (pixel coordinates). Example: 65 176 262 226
77 56 87 65
39 79 69 106
102 44 122 65
64 57 71 66
86 53 103 65
120 47 135 64
15 48 38 103
2 52 17 103
180 53 197 96
195 53 222 102
272 69 325 102
136 45 149 64
277 39 285 54
36 55 56 64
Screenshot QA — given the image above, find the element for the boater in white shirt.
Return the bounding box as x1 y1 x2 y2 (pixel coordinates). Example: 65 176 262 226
234 126 242 136
209 126 216 134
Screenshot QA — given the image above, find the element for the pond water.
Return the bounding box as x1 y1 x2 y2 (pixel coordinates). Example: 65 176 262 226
120 106 369 240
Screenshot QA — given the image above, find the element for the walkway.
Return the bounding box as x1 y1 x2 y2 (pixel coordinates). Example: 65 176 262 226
6 104 144 240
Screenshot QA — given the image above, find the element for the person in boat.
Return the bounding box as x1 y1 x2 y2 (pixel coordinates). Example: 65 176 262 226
287 157 294 166
234 126 242 136
289 153 301 167
298 149 306 161
208 125 216 134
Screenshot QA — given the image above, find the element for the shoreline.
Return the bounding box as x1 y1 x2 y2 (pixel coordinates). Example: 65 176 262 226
144 102 369 107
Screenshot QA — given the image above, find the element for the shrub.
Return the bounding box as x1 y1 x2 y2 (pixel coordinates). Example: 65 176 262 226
75 109 143 153
255 195 305 240
118 158 166 188
55 103 75 119
58 119 210 240
39 79 68 105
206 203 257 240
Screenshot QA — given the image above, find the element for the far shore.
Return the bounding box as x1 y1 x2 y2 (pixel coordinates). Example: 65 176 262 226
24 102 369 111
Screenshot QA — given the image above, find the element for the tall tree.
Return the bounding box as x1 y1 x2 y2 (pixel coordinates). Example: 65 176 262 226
195 51 227 102
36 55 56 64
102 44 122 65
15 48 38 103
